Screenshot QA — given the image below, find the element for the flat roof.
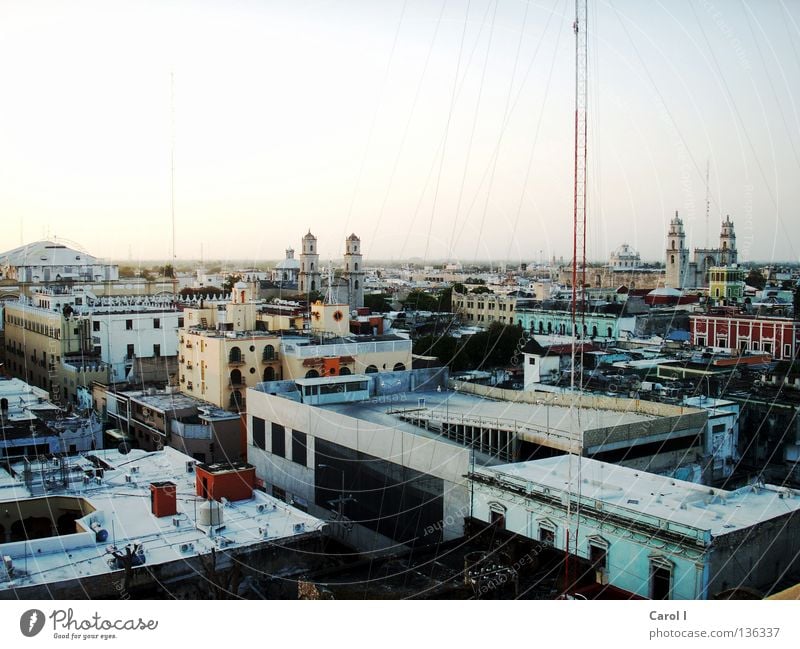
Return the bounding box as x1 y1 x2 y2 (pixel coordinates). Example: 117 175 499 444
478 456 800 537
0 447 324 592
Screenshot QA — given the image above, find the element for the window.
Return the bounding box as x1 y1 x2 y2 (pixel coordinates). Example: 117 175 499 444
292 430 307 467
153 318 161 329
785 344 792 358
178 317 184 328
271 422 285 457
153 344 161 357
539 522 556 546
272 485 286 502
650 558 672 599
93 321 100 332
125 319 133 330
588 538 608 573
712 423 725 434
252 416 266 450
528 357 536 365
489 503 506 530
126 344 135 359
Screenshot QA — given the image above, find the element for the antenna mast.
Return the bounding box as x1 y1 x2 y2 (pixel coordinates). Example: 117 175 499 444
570 0 588 392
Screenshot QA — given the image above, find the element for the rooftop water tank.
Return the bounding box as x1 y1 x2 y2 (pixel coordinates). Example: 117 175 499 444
198 500 224 527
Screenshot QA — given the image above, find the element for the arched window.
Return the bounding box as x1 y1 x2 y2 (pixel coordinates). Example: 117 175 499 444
230 369 243 387
339 367 352 375
354 262 359 271
229 390 243 410
228 346 242 363
311 280 316 291
305 369 319 378
310 262 314 271
354 280 359 290
671 241 676 250
263 344 275 361
393 362 406 372
365 365 378 373
670 255 675 264
263 366 275 382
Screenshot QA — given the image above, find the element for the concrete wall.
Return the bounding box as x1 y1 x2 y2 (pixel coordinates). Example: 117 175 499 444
246 388 470 552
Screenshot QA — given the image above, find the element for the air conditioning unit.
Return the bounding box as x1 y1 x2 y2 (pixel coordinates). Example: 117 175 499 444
172 516 182 527
256 503 267 513
94 476 102 485
130 466 139 474
293 523 305 533
185 461 194 473
179 542 194 553
125 474 132 483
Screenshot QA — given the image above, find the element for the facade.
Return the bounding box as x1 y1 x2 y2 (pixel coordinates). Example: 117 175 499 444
246 370 469 551
515 306 632 341
666 213 738 289
708 265 745 304
4 289 180 403
452 292 519 327
0 240 118 284
299 231 321 294
96 385 243 461
469 456 800 599
690 312 800 360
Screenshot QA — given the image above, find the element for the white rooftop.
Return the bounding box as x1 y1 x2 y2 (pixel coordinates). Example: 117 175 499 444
478 456 800 538
0 447 324 592
0 240 100 267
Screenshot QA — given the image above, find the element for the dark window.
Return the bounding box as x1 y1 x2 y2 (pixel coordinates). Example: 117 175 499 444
93 321 100 332
292 430 307 467
272 485 286 502
651 562 672 599
178 317 184 328
154 318 161 329
252 416 265 450
271 422 285 457
490 509 505 529
126 344 135 359
126 319 133 330
153 344 161 357
539 526 555 545
528 357 536 365
589 543 608 571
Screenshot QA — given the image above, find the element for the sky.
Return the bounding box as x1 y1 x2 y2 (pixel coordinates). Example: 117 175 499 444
0 0 798 266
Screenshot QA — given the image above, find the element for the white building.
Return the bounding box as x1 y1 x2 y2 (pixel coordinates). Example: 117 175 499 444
271 248 300 284
470 455 800 599
0 240 118 284
608 243 641 269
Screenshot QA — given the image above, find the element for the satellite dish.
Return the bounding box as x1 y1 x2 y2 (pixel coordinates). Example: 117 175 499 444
117 442 131 455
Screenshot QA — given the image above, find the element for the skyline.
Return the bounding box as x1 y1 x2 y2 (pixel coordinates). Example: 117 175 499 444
1 1 798 264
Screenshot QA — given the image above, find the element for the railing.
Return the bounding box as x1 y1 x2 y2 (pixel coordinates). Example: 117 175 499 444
228 355 246 366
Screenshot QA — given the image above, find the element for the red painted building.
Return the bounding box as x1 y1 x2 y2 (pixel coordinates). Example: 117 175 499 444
195 461 255 502
690 313 800 360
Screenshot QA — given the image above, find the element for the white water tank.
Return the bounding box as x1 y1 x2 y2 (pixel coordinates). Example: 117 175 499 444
198 500 224 526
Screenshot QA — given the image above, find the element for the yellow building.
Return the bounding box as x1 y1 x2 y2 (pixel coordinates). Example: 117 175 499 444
179 282 281 411
708 265 745 304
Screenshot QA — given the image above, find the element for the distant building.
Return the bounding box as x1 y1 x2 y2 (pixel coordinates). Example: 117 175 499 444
608 243 641 269
690 312 799 360
452 292 522 327
0 240 118 284
708 265 745 304
666 213 737 289
299 231 321 294
271 247 300 284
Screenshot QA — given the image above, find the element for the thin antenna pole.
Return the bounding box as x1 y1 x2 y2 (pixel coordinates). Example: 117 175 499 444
705 159 710 249
170 72 177 290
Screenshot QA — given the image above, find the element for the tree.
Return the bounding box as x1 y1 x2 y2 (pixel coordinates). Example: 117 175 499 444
364 293 392 313
470 286 491 294
745 269 766 290
162 264 175 278
223 274 243 292
452 282 466 294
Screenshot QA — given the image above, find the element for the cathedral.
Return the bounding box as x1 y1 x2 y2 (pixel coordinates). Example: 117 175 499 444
298 231 365 312
665 212 737 289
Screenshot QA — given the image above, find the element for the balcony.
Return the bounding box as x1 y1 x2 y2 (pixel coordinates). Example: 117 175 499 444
228 378 246 389
262 352 279 363
228 355 246 366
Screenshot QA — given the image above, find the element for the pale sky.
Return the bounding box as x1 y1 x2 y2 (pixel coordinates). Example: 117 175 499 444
0 0 798 265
